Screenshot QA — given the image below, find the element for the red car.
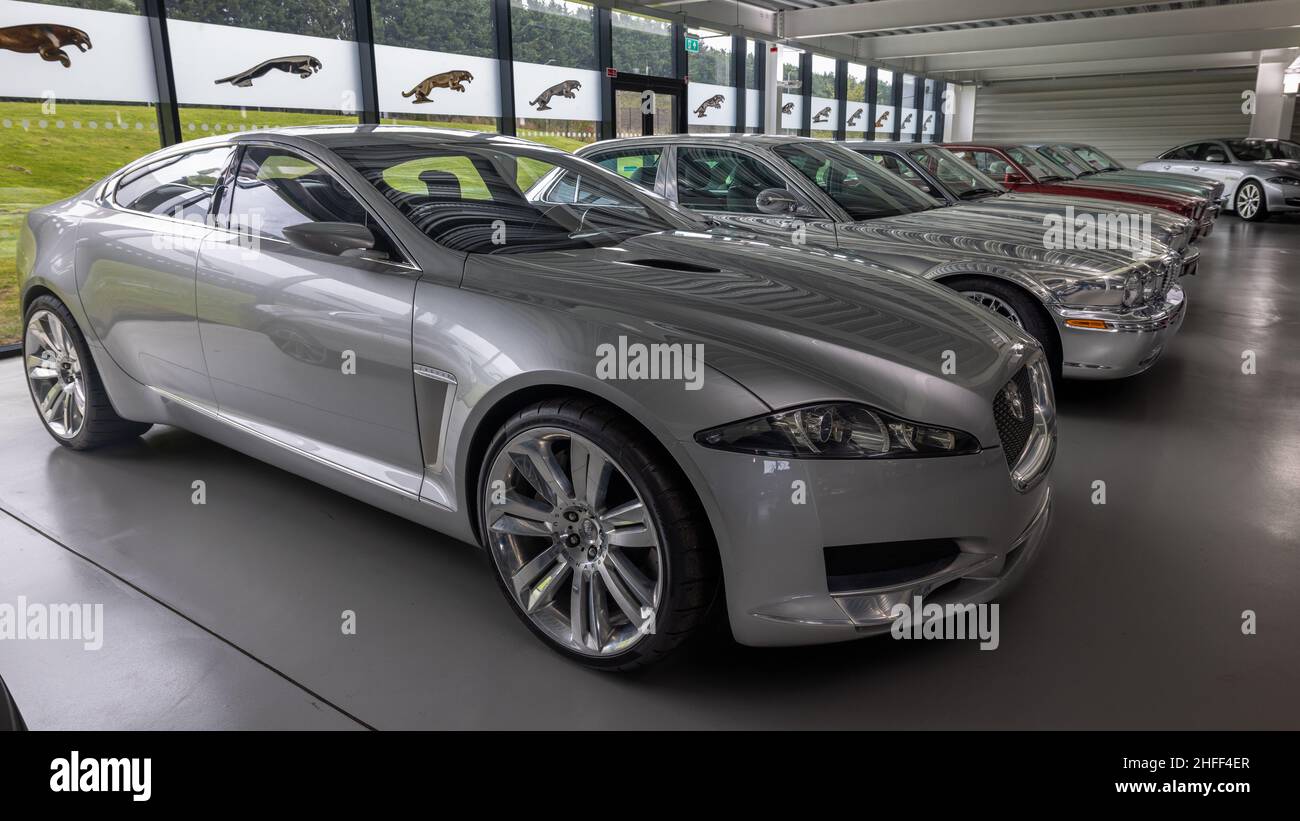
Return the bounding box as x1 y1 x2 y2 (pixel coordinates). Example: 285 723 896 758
944 142 1210 237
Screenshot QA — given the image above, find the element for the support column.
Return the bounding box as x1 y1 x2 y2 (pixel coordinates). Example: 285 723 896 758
762 43 780 134
946 84 977 142
1250 61 1288 139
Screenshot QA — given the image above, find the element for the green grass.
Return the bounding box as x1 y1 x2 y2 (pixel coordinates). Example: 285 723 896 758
0 101 163 345
0 102 593 346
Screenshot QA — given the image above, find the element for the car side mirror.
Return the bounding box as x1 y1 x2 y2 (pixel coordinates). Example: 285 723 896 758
282 221 378 257
1204 152 1227 163
755 188 801 216
1003 170 1027 185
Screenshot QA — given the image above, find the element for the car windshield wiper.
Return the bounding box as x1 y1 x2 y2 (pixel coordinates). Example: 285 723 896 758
956 188 997 199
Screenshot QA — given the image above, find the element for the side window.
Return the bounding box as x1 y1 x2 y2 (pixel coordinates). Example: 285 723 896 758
1192 143 1225 162
587 148 664 191
543 172 635 206
862 152 936 196
230 147 374 243
676 147 787 213
115 146 235 220
950 149 1006 176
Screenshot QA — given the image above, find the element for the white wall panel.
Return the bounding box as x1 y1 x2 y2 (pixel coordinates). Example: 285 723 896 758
972 68 1255 165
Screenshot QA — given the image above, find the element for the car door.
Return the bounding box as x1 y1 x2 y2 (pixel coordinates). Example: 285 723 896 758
1187 141 1243 189
76 144 236 408
1153 143 1204 176
669 144 839 244
195 143 425 495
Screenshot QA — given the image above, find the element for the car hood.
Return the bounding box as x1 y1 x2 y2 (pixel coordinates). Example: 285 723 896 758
1055 178 1202 205
835 207 1161 274
953 193 1192 251
460 230 1033 427
1249 159 1300 174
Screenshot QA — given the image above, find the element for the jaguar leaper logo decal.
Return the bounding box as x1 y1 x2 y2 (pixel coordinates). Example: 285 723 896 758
902 112 913 127
874 110 890 129
1001 381 1026 422
781 101 794 115
215 55 323 87
693 94 724 118
403 70 474 103
847 108 864 127
530 79 581 111
812 106 831 124
924 113 933 129
0 23 91 67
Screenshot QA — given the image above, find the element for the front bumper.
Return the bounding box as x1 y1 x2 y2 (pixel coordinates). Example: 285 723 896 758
684 358 1056 647
1264 181 1300 213
1055 284 1186 379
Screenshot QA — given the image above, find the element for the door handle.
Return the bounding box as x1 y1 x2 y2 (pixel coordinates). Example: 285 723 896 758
1191 166 1200 171
1162 165 1171 170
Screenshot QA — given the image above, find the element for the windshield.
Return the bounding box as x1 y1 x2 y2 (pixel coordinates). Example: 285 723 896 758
331 140 702 254
1225 139 1300 161
1006 146 1072 182
773 141 940 220
906 146 1006 199
1070 145 1124 171
1035 145 1093 176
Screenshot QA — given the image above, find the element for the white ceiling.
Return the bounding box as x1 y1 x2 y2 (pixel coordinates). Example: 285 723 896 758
631 0 1300 81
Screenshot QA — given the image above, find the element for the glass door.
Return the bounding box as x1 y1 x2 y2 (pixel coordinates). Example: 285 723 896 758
611 75 685 136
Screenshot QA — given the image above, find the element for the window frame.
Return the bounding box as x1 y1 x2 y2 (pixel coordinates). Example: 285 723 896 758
216 141 420 271
110 144 239 226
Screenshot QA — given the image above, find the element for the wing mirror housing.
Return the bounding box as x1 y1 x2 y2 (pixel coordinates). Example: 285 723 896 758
1204 151 1227 163
1002 170 1028 185
755 188 802 216
282 222 379 257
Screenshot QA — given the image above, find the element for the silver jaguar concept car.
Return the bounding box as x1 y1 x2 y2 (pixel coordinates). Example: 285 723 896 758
18 126 1055 669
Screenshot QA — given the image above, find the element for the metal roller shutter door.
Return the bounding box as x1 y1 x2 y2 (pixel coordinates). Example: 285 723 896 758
972 68 1255 166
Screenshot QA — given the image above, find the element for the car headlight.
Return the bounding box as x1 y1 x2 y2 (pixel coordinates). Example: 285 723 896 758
1123 272 1144 307
1141 268 1158 301
1268 176 1300 185
695 403 980 459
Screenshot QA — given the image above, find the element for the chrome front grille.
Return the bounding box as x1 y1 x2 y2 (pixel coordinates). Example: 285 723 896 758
993 357 1057 491
993 366 1034 469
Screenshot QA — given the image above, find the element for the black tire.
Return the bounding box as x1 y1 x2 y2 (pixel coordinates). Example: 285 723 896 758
1234 180 1268 222
944 276 1062 380
478 396 719 672
23 295 152 450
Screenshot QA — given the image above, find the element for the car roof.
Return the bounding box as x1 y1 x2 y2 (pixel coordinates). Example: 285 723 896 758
577 133 811 148
841 141 937 152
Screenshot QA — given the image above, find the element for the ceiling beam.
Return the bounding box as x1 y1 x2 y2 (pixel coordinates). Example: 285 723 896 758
783 0 1150 39
943 52 1271 82
921 28 1300 72
860 0 1300 59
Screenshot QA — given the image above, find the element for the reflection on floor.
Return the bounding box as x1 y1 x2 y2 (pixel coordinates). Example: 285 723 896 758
1 216 1298 729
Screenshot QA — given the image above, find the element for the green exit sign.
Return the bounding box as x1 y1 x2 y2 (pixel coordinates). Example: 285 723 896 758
684 35 700 54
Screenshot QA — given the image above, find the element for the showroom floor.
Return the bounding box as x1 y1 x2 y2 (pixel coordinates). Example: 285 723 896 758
1 215 1297 730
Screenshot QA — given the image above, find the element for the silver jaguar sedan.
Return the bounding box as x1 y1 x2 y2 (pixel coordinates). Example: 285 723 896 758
18 126 1054 669
1137 138 1300 221
578 134 1187 381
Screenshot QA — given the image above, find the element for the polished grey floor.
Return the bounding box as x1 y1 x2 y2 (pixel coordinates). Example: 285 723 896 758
1 214 1297 730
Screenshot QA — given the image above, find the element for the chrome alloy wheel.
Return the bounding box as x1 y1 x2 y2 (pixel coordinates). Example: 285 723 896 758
961 290 1025 328
484 427 663 656
25 309 86 439
1236 183 1261 219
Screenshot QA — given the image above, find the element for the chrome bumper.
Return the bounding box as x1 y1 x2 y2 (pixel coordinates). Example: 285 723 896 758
1056 285 1186 379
